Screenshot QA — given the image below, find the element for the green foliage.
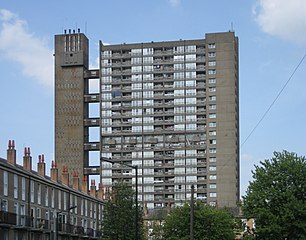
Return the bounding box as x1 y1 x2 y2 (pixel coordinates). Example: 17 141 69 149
100 182 144 240
242 151 306 239
163 203 236 240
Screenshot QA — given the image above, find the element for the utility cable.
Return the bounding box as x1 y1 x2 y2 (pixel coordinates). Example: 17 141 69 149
241 53 306 148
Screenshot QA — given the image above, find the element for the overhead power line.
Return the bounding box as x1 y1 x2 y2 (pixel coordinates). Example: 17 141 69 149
241 53 306 148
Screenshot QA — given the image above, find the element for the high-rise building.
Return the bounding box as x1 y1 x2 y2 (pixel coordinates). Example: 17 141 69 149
55 31 239 210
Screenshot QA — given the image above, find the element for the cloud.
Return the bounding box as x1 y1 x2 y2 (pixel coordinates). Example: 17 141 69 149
253 0 306 43
0 9 53 89
169 0 181 7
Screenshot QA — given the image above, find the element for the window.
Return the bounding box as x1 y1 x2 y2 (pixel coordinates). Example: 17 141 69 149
45 186 49 207
185 54 196 61
209 96 216 101
209 166 217 171
3 171 8 196
209 174 217 180
143 65 153 72
208 52 216 57
143 48 153 55
143 57 153 63
38 184 41 205
1 199 8 211
81 199 84 215
209 192 217 197
209 183 217 189
21 177 25 201
31 180 35 203
209 122 216 127
209 148 217 153
63 192 67 210
209 113 216 119
209 104 216 110
174 46 184 53
131 57 142 64
51 188 55 208
209 131 216 136
208 69 216 75
185 45 196 53
131 48 142 55
132 66 142 73
209 139 217 145
209 157 217 163
208 43 216 49
85 199 88 216
209 87 216 92
208 78 216 84
208 61 216 66
14 174 18 199
74 196 78 214
58 191 61 209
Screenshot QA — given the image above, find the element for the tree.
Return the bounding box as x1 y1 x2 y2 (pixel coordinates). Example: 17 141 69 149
100 182 144 240
242 151 306 239
163 203 236 240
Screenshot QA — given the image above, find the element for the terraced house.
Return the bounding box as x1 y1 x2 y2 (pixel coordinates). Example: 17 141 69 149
0 140 105 240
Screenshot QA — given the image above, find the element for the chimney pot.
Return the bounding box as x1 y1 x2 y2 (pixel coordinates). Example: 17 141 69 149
12 140 15 149
8 140 11 149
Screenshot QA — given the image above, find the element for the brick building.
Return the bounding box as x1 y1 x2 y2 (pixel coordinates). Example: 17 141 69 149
0 140 105 240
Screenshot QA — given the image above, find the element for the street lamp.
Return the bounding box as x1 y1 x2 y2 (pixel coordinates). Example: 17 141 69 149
56 205 77 240
100 157 139 240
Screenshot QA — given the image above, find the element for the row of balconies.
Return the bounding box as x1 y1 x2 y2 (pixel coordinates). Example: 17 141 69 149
103 69 206 76
102 48 205 59
108 83 206 92
0 211 98 237
109 153 208 160
107 73 206 83
105 57 206 67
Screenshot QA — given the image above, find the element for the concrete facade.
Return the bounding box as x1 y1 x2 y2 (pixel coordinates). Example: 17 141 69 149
54 31 239 210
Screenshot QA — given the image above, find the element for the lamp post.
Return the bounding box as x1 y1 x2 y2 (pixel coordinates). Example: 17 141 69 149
56 205 77 240
190 184 195 240
100 157 139 240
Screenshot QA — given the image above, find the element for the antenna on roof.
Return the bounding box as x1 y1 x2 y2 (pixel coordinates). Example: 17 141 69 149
230 22 234 32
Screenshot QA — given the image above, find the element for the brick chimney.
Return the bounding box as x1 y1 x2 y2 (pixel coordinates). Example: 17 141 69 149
61 166 69 186
72 170 80 190
98 183 104 200
7 140 16 165
82 176 88 193
23 147 32 171
50 161 59 182
90 180 96 197
37 154 46 177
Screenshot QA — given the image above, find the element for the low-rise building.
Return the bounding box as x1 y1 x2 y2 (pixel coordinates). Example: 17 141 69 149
0 140 105 240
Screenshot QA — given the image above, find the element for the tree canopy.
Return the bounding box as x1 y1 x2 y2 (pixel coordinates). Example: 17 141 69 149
163 203 236 240
242 150 306 239
99 182 144 240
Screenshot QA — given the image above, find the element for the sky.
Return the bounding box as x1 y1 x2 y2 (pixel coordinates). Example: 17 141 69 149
0 0 306 197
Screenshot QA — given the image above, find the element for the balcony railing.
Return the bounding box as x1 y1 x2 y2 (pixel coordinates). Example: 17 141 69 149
0 211 99 237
